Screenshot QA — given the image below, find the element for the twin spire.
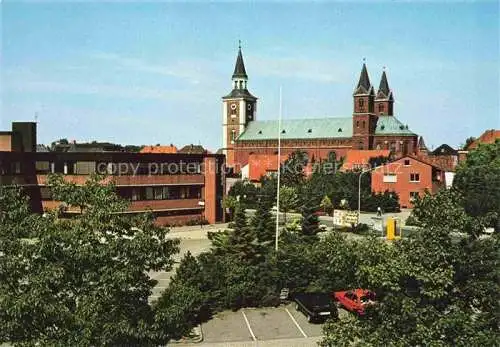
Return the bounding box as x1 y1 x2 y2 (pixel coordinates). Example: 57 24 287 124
354 62 392 100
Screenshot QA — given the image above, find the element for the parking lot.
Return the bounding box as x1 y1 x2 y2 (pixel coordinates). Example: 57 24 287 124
177 303 349 346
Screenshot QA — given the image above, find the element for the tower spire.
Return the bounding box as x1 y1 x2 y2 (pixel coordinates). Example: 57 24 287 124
232 42 248 80
354 62 372 95
378 70 390 97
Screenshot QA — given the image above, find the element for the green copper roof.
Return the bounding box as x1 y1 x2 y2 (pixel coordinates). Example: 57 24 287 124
237 117 353 141
375 116 416 136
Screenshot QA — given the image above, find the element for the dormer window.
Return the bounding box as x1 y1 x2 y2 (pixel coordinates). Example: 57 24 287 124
338 128 342 132
381 125 385 130
281 130 286 134
307 129 312 133
258 130 262 135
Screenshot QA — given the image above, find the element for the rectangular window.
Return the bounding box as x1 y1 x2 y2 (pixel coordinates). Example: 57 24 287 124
383 174 397 183
162 186 170 200
75 161 96 175
36 161 51 174
40 187 52 200
12 162 21 174
145 187 154 200
404 159 410 166
154 187 163 200
131 188 140 201
410 173 420 182
410 191 420 201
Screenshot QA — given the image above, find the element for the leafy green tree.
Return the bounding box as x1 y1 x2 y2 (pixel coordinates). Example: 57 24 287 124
320 185 500 346
228 179 259 209
0 175 180 346
279 186 298 224
453 140 500 230
222 195 238 221
280 150 308 187
320 195 333 215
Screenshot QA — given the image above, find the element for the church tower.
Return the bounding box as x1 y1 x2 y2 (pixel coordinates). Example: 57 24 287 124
375 69 394 116
222 44 257 168
352 63 377 150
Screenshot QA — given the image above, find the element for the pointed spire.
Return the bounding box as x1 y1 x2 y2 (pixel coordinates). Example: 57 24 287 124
378 69 390 97
232 42 248 79
418 136 428 151
356 62 371 92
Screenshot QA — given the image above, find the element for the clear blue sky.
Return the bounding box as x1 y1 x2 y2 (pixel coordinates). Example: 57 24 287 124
2 1 499 151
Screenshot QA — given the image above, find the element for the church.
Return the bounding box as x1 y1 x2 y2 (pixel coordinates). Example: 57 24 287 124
222 46 422 173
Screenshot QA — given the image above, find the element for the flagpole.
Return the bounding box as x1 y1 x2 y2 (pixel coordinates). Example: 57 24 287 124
275 86 282 252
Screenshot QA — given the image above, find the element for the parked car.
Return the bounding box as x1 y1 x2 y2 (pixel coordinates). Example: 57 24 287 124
332 289 376 315
293 292 339 323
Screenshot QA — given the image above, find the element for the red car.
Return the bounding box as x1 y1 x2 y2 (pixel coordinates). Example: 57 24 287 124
332 289 376 315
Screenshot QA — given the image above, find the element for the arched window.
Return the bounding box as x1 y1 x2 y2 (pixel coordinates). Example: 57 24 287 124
231 130 236 144
358 141 364 150
379 103 384 113
362 120 366 128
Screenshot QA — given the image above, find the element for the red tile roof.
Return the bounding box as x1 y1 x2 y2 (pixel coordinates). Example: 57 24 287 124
341 149 391 171
248 154 287 181
140 145 178 154
467 130 500 150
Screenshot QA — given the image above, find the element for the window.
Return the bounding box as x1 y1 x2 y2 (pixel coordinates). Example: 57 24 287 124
154 187 163 200
356 121 359 127
404 159 410 166
36 161 50 174
383 174 397 183
131 188 140 201
379 104 384 113
12 162 21 174
362 120 366 128
40 187 52 200
146 187 154 200
358 141 364 150
75 161 96 175
162 186 170 200
410 173 420 182
410 192 420 201
231 130 236 144
359 99 364 107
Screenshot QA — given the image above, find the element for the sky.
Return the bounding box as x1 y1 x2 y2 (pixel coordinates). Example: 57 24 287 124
1 1 499 151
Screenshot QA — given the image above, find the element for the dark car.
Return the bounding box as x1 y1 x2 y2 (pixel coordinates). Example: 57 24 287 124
293 292 339 323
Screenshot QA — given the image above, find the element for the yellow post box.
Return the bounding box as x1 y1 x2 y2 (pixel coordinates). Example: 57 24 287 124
386 217 401 240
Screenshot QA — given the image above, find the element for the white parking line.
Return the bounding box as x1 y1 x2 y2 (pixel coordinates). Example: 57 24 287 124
284 308 308 338
241 309 257 341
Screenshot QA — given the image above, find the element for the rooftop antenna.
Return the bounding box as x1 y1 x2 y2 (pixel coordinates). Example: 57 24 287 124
238 39 241 50
34 111 39 123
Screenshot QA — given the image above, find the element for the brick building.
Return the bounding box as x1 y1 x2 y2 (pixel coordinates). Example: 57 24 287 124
0 123 225 226
221 47 419 173
371 156 446 208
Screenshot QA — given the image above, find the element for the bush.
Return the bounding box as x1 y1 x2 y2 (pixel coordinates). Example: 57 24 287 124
185 218 209 226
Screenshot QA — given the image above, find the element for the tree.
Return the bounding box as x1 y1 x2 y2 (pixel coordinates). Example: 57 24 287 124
228 179 259 209
227 205 261 263
279 186 298 224
251 198 276 246
320 195 333 215
300 193 321 238
453 140 500 231
280 150 308 187
222 195 238 221
0 175 180 346
320 185 500 346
